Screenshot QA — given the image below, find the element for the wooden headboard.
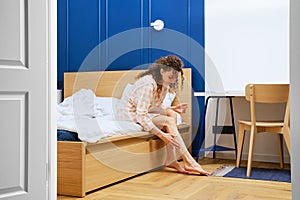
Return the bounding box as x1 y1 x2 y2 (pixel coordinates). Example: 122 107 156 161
64 68 192 125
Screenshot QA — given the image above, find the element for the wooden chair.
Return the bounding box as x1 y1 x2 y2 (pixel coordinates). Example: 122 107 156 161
236 84 290 176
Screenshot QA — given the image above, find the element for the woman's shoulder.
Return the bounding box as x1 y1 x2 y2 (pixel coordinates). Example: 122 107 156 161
135 75 156 88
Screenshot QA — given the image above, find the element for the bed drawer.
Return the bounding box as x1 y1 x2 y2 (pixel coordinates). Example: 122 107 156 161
85 138 157 192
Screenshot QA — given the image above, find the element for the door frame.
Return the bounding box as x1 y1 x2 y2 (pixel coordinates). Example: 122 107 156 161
291 0 300 198
48 1 300 199
48 0 57 199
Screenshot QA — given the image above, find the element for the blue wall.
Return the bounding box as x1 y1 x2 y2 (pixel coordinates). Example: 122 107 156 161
58 0 205 155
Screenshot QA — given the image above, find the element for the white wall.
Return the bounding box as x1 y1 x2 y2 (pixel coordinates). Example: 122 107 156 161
290 0 300 198
205 0 289 93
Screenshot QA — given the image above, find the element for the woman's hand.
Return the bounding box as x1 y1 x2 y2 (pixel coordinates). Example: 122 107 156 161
170 103 188 114
158 132 180 149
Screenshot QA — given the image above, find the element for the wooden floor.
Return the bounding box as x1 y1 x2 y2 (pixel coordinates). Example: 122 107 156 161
57 158 292 200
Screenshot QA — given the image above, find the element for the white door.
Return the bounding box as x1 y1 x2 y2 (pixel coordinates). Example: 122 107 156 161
0 0 51 199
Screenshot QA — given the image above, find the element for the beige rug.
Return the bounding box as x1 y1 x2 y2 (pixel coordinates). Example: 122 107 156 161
210 165 235 176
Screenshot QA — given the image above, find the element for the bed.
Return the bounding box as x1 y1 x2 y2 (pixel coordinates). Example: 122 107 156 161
57 68 192 197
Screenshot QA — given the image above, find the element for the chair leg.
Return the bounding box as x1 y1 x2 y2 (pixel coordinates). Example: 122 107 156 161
246 126 256 177
277 134 284 169
283 126 291 155
236 124 246 168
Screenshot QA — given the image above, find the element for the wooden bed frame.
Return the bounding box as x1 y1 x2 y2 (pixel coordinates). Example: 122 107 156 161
57 69 192 197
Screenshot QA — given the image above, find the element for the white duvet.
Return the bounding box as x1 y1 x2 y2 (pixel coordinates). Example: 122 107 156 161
57 89 143 143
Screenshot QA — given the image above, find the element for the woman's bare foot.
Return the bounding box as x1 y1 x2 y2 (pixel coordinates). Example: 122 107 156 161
166 162 189 174
184 165 211 176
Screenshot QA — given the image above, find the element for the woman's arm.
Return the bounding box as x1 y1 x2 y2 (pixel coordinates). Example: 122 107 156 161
170 103 188 114
135 84 156 131
150 126 180 148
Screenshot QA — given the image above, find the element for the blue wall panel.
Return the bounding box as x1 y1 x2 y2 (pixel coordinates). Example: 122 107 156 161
68 0 100 72
57 0 205 155
58 0 205 86
190 0 205 155
58 0 102 88
106 0 144 70
107 0 143 36
150 0 189 34
57 0 68 88
149 0 189 63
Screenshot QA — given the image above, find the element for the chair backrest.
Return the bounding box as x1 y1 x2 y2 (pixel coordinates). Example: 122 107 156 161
245 84 289 124
245 84 289 103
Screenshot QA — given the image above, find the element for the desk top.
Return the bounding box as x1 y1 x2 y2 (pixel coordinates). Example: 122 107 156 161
194 91 245 97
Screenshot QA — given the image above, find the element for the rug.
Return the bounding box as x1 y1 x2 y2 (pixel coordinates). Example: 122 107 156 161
211 165 291 182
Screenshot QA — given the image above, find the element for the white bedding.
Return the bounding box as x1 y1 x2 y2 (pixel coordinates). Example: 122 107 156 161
57 89 183 143
57 89 143 143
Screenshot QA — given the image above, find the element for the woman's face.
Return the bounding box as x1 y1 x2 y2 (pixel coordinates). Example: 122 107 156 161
160 68 178 86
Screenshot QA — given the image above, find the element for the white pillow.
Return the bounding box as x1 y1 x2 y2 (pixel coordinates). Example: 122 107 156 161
58 89 99 117
162 92 176 106
163 92 183 125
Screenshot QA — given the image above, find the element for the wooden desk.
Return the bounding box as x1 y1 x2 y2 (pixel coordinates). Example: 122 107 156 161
194 91 244 97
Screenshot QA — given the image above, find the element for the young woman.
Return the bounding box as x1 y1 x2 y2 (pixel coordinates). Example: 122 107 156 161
117 55 210 175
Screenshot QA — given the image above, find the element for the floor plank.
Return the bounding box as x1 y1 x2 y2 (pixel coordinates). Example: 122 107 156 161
57 158 292 200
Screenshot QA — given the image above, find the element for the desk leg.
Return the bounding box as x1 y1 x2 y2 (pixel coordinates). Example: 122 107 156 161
229 97 237 158
213 97 220 159
195 96 211 162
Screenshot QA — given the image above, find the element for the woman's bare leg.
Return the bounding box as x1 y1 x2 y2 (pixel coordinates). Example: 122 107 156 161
152 112 187 173
174 134 211 175
152 110 210 175
164 143 188 173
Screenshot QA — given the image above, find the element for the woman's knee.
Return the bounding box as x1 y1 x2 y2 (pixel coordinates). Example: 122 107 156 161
166 109 177 119
165 116 177 127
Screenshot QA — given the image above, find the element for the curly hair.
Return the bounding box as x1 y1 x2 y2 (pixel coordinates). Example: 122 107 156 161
136 55 184 93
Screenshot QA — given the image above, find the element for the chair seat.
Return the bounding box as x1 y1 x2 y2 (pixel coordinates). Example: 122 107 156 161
238 120 284 127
